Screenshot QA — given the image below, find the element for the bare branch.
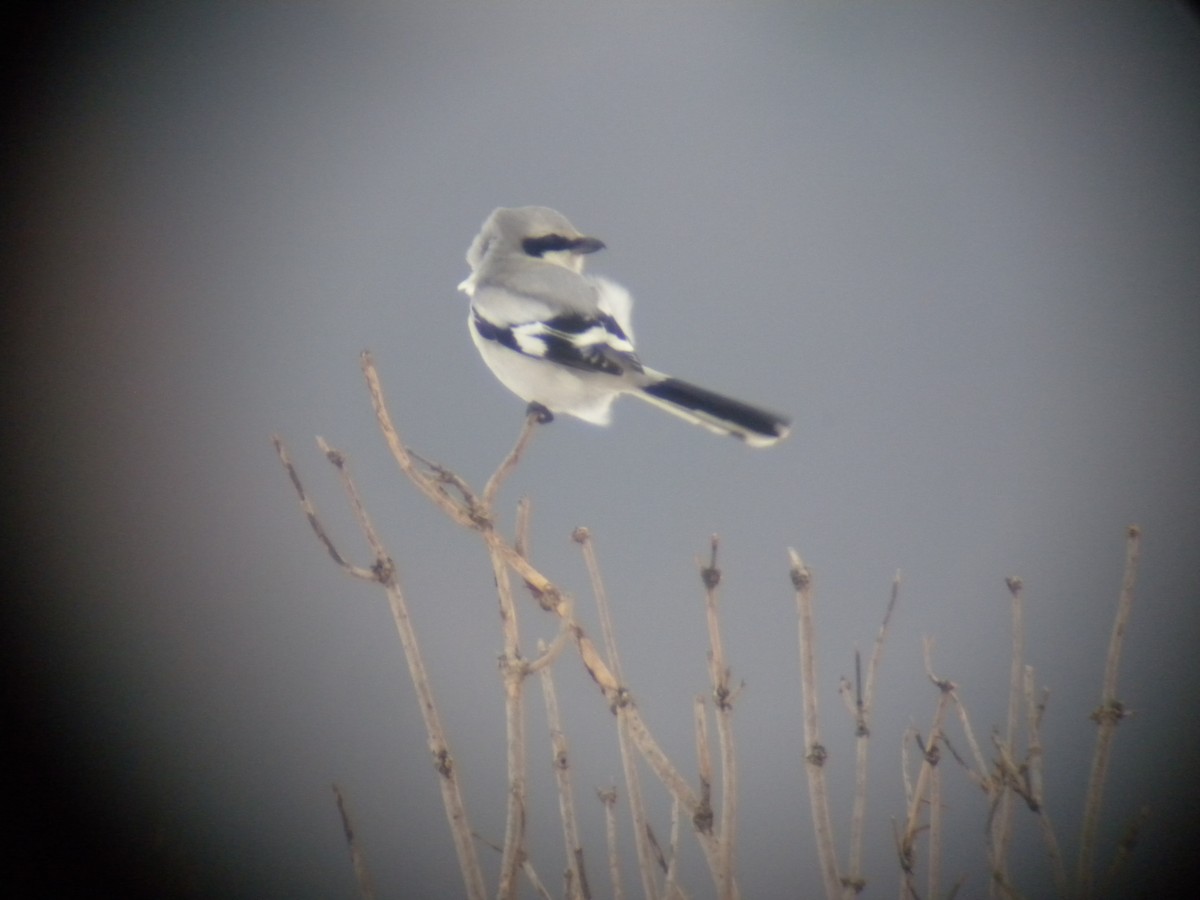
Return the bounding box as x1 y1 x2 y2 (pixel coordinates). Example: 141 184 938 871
928 748 942 900
1078 525 1142 897
1023 665 1067 896
538 639 590 900
519 856 554 900
863 572 902 725
526 624 572 675
361 351 483 529
409 448 481 510
663 797 684 900
991 575 1027 892
598 787 624 900
272 435 376 581
897 640 954 898
693 697 714 835
483 409 542 509
901 727 916 812
576 528 658 900
514 496 532 557
838 675 857 719
700 536 738 900
492 539 527 900
847 572 901 896
789 548 842 900
333 784 377 900
575 527 626 685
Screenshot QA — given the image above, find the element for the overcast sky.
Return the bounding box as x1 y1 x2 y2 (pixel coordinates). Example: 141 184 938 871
6 3 1200 898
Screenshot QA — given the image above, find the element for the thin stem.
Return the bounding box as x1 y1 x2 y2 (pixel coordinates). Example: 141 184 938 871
576 528 657 900
575 528 626 685
539 642 590 900
664 797 684 900
701 537 738 900
949 687 991 788
598 788 624 900
483 410 541 509
333 784 378 900
519 858 554 900
898 639 953 897
789 549 841 900
1077 526 1142 898
1024 665 1067 897
847 571 901 896
991 576 1026 895
492 542 527 900
928 753 942 900
693 697 714 836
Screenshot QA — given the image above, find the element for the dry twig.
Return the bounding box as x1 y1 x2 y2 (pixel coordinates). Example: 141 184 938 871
598 787 624 900
789 549 842 900
844 571 901 896
333 784 377 900
1077 526 1142 898
700 537 738 900
575 528 659 899
537 637 590 900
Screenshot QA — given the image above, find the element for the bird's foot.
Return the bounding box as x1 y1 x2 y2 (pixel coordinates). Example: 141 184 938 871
526 402 554 424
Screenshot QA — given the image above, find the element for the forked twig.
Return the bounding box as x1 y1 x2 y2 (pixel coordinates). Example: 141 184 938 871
897 639 954 899
274 434 486 900
360 352 484 530
272 436 375 580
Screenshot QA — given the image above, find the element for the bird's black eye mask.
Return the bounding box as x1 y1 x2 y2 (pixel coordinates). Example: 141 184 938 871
522 234 605 258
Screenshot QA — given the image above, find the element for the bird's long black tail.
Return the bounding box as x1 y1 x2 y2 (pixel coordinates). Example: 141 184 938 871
637 372 790 447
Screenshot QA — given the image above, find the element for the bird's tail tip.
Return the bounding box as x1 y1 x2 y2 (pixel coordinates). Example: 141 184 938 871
639 376 791 448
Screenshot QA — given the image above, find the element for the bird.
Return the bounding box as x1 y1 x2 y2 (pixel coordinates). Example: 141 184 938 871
459 206 790 447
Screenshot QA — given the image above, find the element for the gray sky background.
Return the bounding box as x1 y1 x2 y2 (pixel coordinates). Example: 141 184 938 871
6 3 1200 897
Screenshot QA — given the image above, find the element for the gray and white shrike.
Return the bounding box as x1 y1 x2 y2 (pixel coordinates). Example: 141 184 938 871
460 206 790 447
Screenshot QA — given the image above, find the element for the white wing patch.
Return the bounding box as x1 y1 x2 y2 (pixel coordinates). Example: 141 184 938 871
511 318 635 359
